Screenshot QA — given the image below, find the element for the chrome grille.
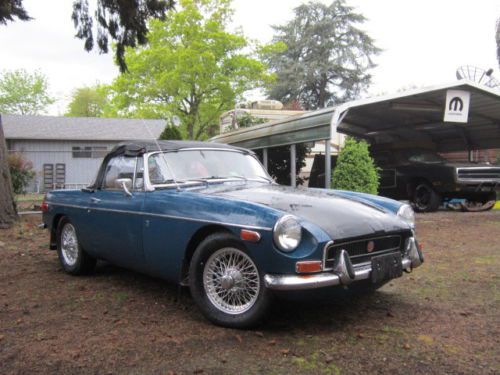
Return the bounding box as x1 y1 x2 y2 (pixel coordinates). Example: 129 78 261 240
457 167 500 181
324 234 407 269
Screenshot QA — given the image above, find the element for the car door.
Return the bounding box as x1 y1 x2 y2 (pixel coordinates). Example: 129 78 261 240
85 155 147 270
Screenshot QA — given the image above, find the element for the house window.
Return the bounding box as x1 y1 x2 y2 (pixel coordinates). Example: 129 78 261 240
72 146 92 158
72 146 108 158
91 147 108 158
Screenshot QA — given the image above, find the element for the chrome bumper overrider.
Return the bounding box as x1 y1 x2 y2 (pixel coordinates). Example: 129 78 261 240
264 237 424 291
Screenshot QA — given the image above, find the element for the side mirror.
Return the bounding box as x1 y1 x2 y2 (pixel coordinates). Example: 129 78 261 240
116 178 133 197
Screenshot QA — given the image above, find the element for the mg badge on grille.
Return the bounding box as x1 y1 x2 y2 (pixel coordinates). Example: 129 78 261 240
367 240 375 253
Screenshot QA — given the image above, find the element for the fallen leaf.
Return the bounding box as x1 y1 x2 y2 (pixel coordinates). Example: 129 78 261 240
356 333 364 339
280 349 290 355
325 355 334 364
403 343 411 350
268 339 276 346
254 331 264 338
235 334 243 343
386 311 394 318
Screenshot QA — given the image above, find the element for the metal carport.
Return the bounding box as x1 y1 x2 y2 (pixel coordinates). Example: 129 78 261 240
211 81 500 187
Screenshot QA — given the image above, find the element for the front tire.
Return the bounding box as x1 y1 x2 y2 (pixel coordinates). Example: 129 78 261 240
189 233 272 328
56 217 96 275
412 183 441 212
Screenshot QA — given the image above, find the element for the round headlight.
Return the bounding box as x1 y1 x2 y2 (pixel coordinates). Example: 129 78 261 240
273 215 302 252
397 204 415 228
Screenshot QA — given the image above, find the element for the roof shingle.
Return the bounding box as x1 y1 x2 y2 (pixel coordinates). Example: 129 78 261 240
0 114 166 141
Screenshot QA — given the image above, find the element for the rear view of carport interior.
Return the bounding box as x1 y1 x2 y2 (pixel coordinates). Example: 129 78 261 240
211 81 500 187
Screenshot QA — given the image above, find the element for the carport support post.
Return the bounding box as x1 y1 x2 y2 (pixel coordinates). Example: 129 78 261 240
325 140 331 188
290 144 296 187
263 148 268 171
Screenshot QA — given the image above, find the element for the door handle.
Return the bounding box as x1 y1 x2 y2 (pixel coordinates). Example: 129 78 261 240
90 197 101 203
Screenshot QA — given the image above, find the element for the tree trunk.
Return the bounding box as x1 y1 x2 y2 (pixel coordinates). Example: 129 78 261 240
0 115 17 228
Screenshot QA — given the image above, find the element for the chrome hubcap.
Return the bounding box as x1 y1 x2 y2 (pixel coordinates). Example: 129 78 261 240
61 223 78 266
203 248 260 315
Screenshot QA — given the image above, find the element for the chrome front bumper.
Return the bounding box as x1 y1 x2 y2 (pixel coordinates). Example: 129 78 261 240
264 237 424 291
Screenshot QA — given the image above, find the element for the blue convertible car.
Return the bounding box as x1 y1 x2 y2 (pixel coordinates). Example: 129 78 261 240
42 140 423 327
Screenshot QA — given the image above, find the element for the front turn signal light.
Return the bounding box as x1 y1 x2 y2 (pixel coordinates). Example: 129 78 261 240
296 260 322 274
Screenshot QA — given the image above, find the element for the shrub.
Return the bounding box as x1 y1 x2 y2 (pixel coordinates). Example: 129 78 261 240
331 138 379 194
8 153 35 194
159 126 183 140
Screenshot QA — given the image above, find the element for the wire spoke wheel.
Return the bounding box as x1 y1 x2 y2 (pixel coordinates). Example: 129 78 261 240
203 247 260 315
61 223 79 266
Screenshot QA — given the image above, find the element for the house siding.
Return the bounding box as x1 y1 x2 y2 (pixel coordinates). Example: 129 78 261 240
8 140 118 192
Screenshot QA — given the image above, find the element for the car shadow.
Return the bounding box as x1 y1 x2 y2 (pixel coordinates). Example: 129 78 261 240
80 261 422 332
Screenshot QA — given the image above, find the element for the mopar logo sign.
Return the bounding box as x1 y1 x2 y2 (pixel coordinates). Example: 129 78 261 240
444 90 470 123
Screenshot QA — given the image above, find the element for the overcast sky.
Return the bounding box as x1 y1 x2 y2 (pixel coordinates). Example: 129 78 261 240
0 0 499 115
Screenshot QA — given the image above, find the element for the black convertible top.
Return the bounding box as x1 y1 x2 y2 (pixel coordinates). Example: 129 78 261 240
108 140 250 157
87 140 251 190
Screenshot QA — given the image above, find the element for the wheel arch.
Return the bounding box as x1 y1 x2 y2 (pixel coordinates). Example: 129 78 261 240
180 224 234 284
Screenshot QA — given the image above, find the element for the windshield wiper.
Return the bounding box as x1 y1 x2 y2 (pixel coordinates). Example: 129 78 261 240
201 175 247 181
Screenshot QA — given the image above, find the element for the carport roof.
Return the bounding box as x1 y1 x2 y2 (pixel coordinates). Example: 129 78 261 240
337 81 500 152
211 81 500 153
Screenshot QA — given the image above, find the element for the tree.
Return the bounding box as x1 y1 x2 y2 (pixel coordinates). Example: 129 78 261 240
0 0 174 72
0 0 30 25
264 0 380 110
65 85 108 117
159 126 183 140
0 116 16 228
105 0 271 140
0 69 54 115
331 137 379 194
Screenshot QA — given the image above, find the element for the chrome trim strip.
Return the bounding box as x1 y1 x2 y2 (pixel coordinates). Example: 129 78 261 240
47 202 273 231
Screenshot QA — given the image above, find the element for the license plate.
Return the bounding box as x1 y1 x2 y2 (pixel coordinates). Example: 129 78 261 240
371 253 403 284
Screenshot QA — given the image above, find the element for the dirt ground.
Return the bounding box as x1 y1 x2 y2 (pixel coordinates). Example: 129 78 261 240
1 211 499 375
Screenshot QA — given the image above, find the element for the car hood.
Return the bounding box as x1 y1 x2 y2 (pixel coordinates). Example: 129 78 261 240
199 184 409 240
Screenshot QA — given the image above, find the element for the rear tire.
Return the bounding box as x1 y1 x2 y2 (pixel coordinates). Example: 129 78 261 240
189 233 272 328
56 217 96 275
412 183 441 212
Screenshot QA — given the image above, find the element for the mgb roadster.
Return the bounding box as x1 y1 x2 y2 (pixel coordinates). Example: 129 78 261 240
42 141 423 327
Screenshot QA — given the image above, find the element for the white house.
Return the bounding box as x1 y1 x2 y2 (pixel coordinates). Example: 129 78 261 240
1 114 166 192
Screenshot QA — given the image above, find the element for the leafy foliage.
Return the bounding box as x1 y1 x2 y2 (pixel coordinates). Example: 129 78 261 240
159 126 183 140
105 0 271 140
264 0 380 110
65 85 108 117
331 138 379 194
71 0 175 72
0 69 54 115
0 0 31 25
7 153 34 194
237 113 309 185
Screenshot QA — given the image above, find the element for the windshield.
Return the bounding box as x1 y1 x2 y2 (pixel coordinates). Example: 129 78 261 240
403 150 446 163
148 150 271 185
